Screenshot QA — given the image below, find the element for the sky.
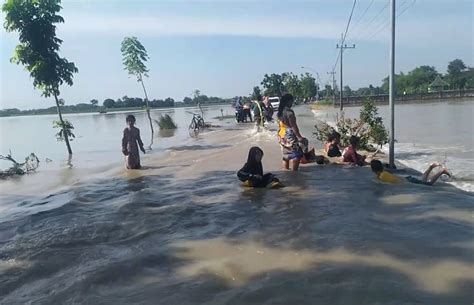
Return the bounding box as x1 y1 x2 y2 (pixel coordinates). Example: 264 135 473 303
0 0 473 110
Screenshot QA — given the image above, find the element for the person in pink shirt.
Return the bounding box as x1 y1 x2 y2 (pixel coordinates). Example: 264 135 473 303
343 136 368 166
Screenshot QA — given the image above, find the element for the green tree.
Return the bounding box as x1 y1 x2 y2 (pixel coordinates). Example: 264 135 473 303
121 36 154 148
251 86 262 101
300 73 318 100
343 85 352 96
261 73 286 96
183 97 193 104
103 98 115 108
447 59 468 89
283 73 302 101
3 0 78 155
90 99 98 106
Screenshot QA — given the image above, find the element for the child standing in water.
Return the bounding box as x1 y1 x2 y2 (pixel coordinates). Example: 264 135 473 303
237 147 283 188
122 115 146 169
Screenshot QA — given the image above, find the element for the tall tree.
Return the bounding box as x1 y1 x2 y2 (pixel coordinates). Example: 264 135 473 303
447 59 468 89
283 73 302 101
90 99 99 106
251 86 262 101
300 73 318 100
261 73 286 96
3 0 78 155
121 36 154 148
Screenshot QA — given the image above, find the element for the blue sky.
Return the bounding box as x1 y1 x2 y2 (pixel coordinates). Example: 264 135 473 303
1 0 472 109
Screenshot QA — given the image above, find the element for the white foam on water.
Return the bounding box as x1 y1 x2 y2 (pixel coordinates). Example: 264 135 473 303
382 142 474 193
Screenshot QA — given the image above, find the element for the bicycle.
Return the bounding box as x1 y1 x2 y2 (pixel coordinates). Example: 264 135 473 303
188 112 206 137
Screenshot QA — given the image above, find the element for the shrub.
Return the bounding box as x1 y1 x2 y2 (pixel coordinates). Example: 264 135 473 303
314 99 388 150
155 114 177 129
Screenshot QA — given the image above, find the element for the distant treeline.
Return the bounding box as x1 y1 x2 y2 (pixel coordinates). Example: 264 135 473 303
1 93 233 117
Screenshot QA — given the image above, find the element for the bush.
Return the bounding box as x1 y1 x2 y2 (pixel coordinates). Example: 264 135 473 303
155 114 177 129
314 99 388 150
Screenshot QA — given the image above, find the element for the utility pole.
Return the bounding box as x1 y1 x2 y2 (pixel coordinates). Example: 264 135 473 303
336 33 356 111
327 71 336 104
389 0 396 168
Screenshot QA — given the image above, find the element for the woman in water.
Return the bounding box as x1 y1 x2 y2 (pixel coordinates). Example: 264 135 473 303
277 93 306 171
122 115 146 169
237 147 283 188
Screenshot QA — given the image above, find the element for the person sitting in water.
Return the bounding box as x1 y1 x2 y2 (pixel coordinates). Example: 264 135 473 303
343 136 368 166
325 131 342 157
370 160 451 185
237 147 284 188
122 114 146 169
277 93 306 171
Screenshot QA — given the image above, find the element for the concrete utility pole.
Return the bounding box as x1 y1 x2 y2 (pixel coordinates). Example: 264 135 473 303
389 0 396 168
336 33 356 111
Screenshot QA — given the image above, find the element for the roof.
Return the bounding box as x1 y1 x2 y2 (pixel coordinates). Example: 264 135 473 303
430 75 449 87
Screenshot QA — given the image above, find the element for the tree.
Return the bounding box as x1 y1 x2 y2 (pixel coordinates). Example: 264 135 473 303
261 73 286 96
103 98 115 108
90 99 98 106
447 59 467 76
183 97 193 104
3 0 78 155
283 73 303 101
300 73 318 100
121 36 154 148
192 89 201 100
343 85 352 96
447 59 468 89
251 86 262 101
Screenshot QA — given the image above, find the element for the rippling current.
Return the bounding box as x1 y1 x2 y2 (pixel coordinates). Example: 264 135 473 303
1 102 473 304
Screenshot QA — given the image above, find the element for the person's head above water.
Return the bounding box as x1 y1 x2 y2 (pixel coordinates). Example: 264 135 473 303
278 93 294 119
126 115 136 127
328 131 341 144
370 159 384 174
349 135 360 147
247 146 264 163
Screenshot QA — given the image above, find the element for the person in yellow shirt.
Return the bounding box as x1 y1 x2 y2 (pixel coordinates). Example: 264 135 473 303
370 160 451 186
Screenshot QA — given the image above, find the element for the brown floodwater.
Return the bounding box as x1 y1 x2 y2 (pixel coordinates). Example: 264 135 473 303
0 103 473 304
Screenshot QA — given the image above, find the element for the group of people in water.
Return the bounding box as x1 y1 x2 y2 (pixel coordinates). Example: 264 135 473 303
120 94 451 188
237 93 451 188
234 96 275 125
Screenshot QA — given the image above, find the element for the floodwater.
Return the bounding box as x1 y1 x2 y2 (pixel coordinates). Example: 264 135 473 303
313 100 474 192
0 101 473 304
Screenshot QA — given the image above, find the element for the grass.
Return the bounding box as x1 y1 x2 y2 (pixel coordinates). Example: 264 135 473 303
155 114 178 129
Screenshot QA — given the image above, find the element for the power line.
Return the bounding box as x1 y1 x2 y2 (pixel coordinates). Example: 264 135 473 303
342 0 358 44
367 0 416 40
330 0 357 73
352 0 390 41
348 0 375 37
366 0 410 38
